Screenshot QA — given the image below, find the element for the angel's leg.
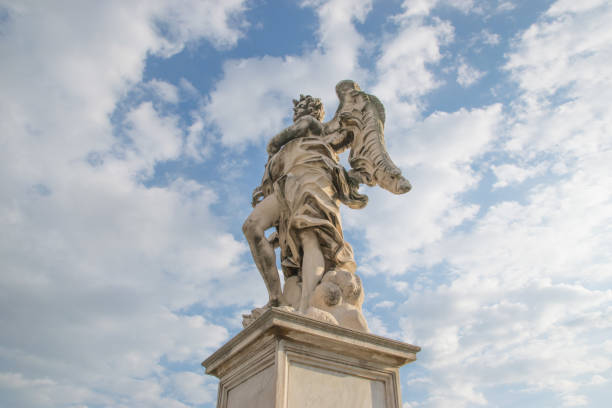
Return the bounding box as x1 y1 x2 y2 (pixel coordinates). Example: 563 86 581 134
242 193 285 307
298 229 325 313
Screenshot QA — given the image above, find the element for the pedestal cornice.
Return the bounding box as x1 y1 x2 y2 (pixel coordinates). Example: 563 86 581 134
203 308 420 377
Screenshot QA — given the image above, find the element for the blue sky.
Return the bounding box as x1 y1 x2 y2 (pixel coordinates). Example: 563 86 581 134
1 0 611 407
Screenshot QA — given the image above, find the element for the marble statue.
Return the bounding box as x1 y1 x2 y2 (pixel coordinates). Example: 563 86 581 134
242 80 411 332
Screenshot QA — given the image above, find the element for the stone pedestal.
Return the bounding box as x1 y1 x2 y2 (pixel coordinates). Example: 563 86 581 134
202 309 420 408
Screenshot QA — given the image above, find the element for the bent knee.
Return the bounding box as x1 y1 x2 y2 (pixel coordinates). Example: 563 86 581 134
242 217 262 239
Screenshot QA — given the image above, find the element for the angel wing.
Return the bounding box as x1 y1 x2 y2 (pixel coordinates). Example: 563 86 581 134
327 80 412 195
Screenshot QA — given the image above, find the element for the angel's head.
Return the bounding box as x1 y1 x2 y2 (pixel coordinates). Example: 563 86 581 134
292 94 324 122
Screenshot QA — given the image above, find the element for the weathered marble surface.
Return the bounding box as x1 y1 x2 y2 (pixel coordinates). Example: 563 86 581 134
287 362 386 408
226 364 275 408
203 308 420 408
242 80 412 332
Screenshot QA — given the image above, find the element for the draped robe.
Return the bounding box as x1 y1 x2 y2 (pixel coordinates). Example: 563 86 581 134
260 134 362 278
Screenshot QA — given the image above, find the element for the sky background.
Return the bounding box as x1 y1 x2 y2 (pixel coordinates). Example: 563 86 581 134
1 0 611 407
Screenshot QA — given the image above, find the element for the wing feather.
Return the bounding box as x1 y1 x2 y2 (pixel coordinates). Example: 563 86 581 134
328 80 411 195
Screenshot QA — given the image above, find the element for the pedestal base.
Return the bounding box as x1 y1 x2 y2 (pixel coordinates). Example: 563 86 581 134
202 309 420 408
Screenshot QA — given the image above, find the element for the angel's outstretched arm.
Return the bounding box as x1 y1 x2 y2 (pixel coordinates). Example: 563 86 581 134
324 128 354 153
266 116 322 155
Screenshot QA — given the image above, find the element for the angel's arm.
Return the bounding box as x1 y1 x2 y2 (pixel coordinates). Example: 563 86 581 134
266 116 322 155
323 110 357 154
324 128 354 153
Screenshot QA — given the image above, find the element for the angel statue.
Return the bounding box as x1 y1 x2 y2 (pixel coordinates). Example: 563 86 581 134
242 80 411 332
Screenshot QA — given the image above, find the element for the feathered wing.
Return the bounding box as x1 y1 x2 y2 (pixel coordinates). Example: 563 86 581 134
329 81 412 196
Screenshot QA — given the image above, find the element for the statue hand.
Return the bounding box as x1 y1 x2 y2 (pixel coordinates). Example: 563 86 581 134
339 111 356 124
251 187 264 207
339 111 352 121
339 111 361 127
347 169 367 186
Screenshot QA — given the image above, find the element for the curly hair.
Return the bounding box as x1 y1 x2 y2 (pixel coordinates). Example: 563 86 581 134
292 94 324 121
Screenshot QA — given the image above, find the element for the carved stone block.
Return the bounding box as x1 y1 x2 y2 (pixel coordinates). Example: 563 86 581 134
203 309 420 408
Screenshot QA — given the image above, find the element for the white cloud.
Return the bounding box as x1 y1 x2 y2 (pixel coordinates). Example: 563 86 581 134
399 0 439 17
387 1 612 406
123 102 183 175
362 312 399 339
496 1 516 12
167 371 218 406
374 300 396 308
456 59 486 87
504 0 612 159
153 0 248 53
184 115 210 162
547 0 609 16
481 30 500 45
476 29 500 46
446 0 476 13
0 373 54 389
588 375 607 385
562 394 588 407
373 15 454 130
399 277 611 407
398 0 476 17
491 162 547 188
0 1 254 406
147 79 180 104
0 166 251 406
400 0 519 17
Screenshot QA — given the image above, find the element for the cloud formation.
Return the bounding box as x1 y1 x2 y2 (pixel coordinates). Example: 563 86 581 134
386 1 612 406
0 1 254 407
